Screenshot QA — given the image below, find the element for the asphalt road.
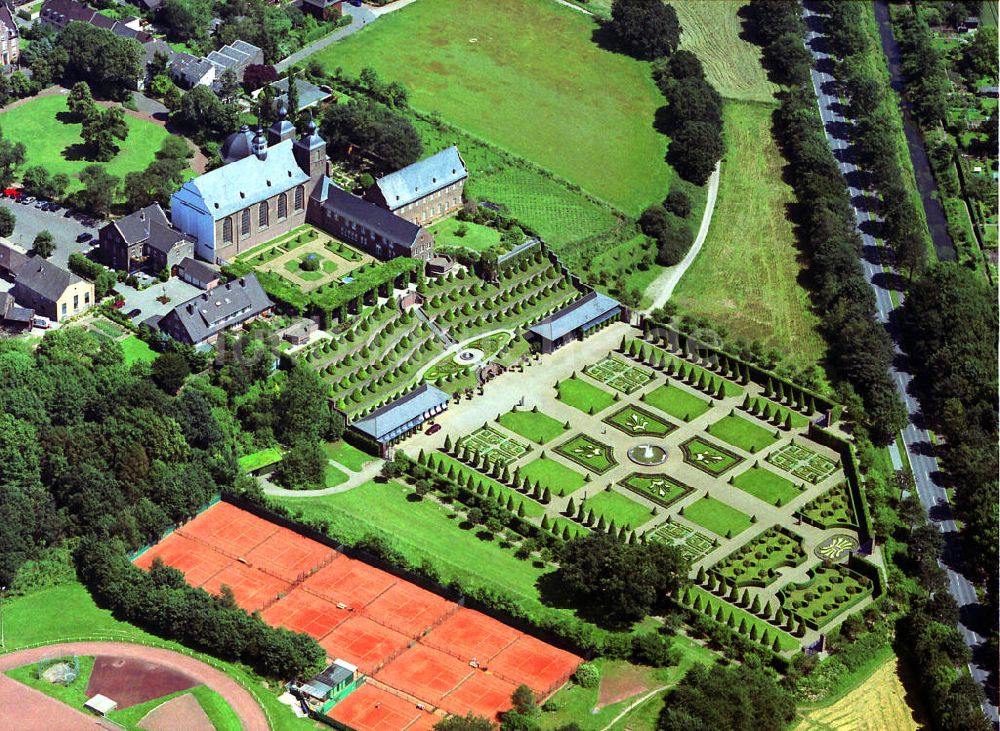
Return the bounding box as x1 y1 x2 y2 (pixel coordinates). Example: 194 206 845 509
803 6 997 722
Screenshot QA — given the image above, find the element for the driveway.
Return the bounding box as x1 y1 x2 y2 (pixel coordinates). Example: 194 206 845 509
276 4 377 72
117 277 202 323
0 200 102 270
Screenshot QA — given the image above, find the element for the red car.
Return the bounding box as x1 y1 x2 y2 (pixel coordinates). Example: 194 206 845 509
426 423 441 435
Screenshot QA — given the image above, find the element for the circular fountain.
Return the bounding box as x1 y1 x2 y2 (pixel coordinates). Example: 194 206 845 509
628 443 668 466
453 348 484 366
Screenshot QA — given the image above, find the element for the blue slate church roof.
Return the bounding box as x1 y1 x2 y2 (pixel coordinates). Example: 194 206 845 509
374 146 467 210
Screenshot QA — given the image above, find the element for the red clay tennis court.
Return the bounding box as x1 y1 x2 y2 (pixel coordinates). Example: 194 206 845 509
177 502 278 558
319 616 412 675
488 634 583 696
300 557 398 608
439 672 517 719
325 685 438 731
133 533 232 587
363 582 453 638
374 645 473 705
419 608 521 663
260 587 352 638
245 528 338 582
200 561 291 612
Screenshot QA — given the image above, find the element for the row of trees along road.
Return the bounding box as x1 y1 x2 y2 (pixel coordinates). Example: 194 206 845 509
746 0 906 443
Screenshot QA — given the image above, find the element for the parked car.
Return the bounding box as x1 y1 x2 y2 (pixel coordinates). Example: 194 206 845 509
48 203 62 212
76 232 93 243
34 199 49 208
126 308 141 318
20 196 34 205
32 316 51 329
426 423 441 435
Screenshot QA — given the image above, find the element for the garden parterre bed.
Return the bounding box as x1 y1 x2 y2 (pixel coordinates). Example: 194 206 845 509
583 356 654 394
650 521 716 562
554 433 617 474
679 437 743 476
498 408 567 445
602 404 676 438
705 414 779 454
459 426 530 468
618 473 692 510
712 526 807 588
641 383 710 422
556 377 617 415
681 496 752 538
731 467 802 507
796 481 859 530
517 457 587 497
582 489 655 532
766 443 837 484
779 565 872 630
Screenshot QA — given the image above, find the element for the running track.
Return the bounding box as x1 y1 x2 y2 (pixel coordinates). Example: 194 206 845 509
0 642 268 731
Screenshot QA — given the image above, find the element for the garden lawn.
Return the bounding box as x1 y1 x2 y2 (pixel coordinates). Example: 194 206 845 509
682 496 752 538
237 447 282 473
323 461 349 488
557 377 616 414
642 384 709 421
2 583 318 731
323 440 373 471
279 480 561 616
429 217 501 251
707 414 779 454
316 0 670 213
672 101 827 376
498 408 567 445
1 95 190 199
518 457 586 497
120 335 156 366
732 467 800 506
583 490 655 531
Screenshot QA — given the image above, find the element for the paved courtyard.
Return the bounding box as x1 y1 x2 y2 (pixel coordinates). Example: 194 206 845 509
0 200 102 270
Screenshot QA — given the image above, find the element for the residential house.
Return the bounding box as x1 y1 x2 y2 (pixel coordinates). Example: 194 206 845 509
176 257 221 289
350 384 449 456
13 257 94 322
99 203 194 275
170 52 216 89
0 292 34 331
301 0 343 22
0 2 20 74
527 291 623 354
0 240 27 278
365 146 467 226
156 273 273 346
267 76 332 111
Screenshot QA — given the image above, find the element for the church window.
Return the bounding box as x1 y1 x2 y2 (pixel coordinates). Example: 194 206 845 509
223 218 233 243
294 185 304 211
278 193 287 219
241 209 251 237
259 202 268 229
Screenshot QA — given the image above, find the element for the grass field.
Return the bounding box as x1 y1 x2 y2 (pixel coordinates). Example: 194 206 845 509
642 383 709 421
706 414 779 454
323 461 349 488
315 0 670 214
671 101 827 375
429 217 501 251
237 447 282 473
557 377 616 414
682 496 752 538
732 467 800 506
499 408 568 445
120 336 156 366
583 489 655 531
1 95 189 198
323 441 373 471
795 655 922 731
279 479 569 618
2 583 316 731
518 456 587 497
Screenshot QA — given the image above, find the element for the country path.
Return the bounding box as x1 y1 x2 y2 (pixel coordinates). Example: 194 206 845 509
0 642 268 731
643 161 721 313
262 455 382 497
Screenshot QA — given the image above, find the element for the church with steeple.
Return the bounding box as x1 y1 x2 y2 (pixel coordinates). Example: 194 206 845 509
170 109 330 263
170 108 437 266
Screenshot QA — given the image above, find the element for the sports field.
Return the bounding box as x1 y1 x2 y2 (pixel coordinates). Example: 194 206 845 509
1 94 189 197
135 500 582 721
313 0 670 214
672 101 827 374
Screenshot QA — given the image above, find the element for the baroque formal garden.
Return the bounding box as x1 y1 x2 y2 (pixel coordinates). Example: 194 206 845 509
404 320 884 655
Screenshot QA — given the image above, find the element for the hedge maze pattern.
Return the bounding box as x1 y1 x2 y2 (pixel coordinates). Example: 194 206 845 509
712 526 808 588
651 521 716 563
766 443 837 484
583 356 654 394
460 426 530 467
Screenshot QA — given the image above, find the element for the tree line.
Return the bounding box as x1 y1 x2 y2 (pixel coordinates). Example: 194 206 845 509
747 0 906 442
0 327 332 678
